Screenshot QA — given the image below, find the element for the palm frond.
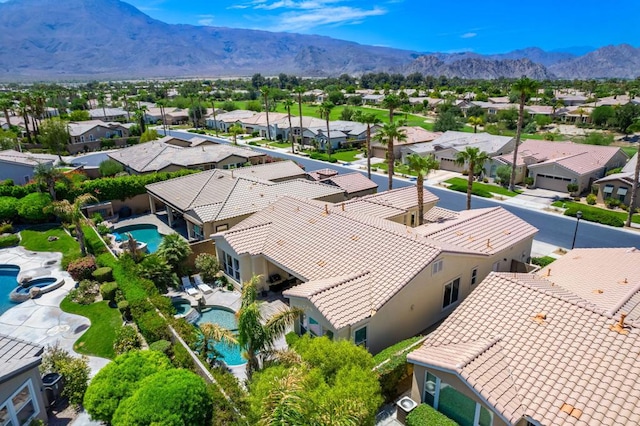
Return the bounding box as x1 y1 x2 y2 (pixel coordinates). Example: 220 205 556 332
199 322 238 346
263 307 304 350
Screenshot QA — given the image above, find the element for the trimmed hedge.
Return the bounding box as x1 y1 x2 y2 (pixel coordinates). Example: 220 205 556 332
17 193 52 222
447 183 493 198
83 225 109 256
100 282 119 302
0 196 19 222
0 234 20 248
406 404 458 426
565 206 624 227
92 267 113 283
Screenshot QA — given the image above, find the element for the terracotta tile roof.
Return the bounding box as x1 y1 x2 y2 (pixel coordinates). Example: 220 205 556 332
372 126 441 146
353 186 439 211
407 131 513 155
0 149 55 167
415 207 538 255
231 160 307 181
307 168 339 181
320 173 377 194
408 269 640 426
423 207 460 223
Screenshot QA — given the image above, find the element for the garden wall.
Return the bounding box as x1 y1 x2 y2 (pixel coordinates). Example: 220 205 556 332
186 239 216 268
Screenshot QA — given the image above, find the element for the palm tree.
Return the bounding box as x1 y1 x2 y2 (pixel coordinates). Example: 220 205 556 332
509 77 539 192
156 99 167 135
626 122 640 227
455 146 490 210
468 116 484 133
120 90 131 122
236 276 303 379
0 96 13 128
294 86 305 149
374 121 407 190
47 194 98 257
210 95 219 137
382 93 401 123
283 98 295 153
353 111 380 179
317 101 334 158
97 93 108 121
228 124 243 145
260 86 272 140
406 153 439 225
197 323 238 366
33 163 65 200
157 233 192 272
19 99 32 144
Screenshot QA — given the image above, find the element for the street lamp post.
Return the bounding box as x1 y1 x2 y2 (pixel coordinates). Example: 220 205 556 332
571 210 583 249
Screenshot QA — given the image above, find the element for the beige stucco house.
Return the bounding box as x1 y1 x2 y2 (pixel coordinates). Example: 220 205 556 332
0 334 48 425
212 187 537 354
594 152 637 206
408 247 640 426
371 126 441 160
68 120 130 145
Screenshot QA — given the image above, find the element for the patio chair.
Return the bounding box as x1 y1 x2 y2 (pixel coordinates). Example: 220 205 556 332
181 276 199 296
193 274 213 294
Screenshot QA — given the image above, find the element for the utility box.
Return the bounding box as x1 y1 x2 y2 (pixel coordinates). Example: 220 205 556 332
42 373 64 408
396 396 418 425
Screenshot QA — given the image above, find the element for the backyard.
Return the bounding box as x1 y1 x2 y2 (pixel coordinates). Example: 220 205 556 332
20 225 81 266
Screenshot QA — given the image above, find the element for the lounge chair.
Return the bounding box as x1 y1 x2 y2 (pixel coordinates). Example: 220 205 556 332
181 276 199 296
193 274 213 294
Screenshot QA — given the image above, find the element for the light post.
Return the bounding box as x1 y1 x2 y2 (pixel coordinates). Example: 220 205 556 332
571 210 583 249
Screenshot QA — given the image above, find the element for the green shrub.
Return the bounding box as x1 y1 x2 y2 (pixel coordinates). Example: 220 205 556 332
137 310 170 343
92 266 113 283
0 222 14 233
96 223 110 236
83 225 108 255
17 192 52 222
150 294 174 316
586 193 597 205
170 341 195 370
605 197 621 209
67 256 97 281
171 318 198 347
565 206 624 227
41 343 90 409
98 159 124 177
531 256 555 267
149 339 172 354
406 404 458 426
378 357 413 403
448 183 492 198
100 281 119 301
70 279 100 305
0 234 19 248
0 196 19 222
113 325 142 355
194 253 219 283
567 183 579 194
117 300 131 320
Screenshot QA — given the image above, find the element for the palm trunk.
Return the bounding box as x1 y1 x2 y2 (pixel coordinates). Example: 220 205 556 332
509 93 526 192
417 174 424 225
264 97 271 141
287 108 294 153
297 94 304 149
325 118 331 158
22 110 32 144
626 144 640 227
389 108 394 123
387 139 394 190
76 220 87 256
3 108 11 127
366 124 371 179
466 161 474 210
212 102 219 137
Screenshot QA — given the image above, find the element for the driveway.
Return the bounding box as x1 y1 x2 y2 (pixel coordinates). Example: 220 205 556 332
505 187 566 209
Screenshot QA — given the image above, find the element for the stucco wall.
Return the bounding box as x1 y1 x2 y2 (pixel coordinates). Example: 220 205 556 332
0 369 48 425
0 161 38 184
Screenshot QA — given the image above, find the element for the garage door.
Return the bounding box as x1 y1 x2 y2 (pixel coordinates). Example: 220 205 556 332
535 174 572 192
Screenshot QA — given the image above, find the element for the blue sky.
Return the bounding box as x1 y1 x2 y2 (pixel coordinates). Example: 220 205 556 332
127 0 639 54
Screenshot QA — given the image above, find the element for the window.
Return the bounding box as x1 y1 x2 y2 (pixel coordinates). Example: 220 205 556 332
193 225 203 240
215 224 229 232
442 278 460 309
424 373 493 426
354 326 367 348
432 259 443 275
89 134 95 141
471 268 478 286
603 184 614 195
222 251 240 281
308 317 322 336
0 380 39 426
424 371 438 407
617 187 628 202
23 175 30 184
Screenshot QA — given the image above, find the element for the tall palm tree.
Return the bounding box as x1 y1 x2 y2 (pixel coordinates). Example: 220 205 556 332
508 77 539 192
0 96 13 128
19 99 32 144
120 90 131 122
156 99 167 135
228 124 243 145
33 163 65 200
353 111 380 179
283 98 295 153
97 93 108 121
468 116 484 133
236 276 303 379
210 95 219 137
157 233 192 272
374 121 407 190
261 86 272 141
455 146 490 210
382 93 401 123
406 153 439 225
47 194 98 257
626 122 640 227
294 86 305 149
317 101 334 158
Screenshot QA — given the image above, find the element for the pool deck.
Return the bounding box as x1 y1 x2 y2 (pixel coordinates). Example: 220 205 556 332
0 246 110 376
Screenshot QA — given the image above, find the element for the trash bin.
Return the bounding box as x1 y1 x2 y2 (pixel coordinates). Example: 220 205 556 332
42 373 64 408
396 396 418 425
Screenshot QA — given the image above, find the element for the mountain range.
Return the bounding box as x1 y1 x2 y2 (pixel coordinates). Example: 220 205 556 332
0 0 639 81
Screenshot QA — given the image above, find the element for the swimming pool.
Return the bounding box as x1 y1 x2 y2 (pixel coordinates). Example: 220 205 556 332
196 307 246 366
0 265 20 315
12 277 58 295
114 224 164 253
172 298 192 316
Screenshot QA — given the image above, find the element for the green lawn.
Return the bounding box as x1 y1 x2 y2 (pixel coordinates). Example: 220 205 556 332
371 161 415 176
60 297 122 359
305 149 361 162
445 177 522 197
551 200 639 226
265 141 292 148
20 226 81 266
621 146 637 157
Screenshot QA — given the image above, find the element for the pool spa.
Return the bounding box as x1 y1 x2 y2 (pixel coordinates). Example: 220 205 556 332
195 306 246 366
113 224 164 253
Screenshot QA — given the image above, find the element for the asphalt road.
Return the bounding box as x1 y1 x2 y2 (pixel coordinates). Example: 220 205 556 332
80 129 640 250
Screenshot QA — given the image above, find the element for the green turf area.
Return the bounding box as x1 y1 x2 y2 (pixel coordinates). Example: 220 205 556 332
265 141 291 148
373 336 423 365
20 226 81 265
621 146 637 157
371 161 416 176
60 297 122 359
445 177 522 197
531 256 556 267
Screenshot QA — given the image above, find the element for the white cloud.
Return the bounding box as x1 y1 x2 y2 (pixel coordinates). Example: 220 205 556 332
272 6 386 31
198 14 215 26
461 32 477 39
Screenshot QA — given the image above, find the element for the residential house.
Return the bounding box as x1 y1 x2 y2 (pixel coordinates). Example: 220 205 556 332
88 107 128 122
145 107 190 125
205 110 257 133
108 135 265 174
362 94 385 105
307 169 377 199
371 126 441 159
146 161 338 240
212 189 536 354
493 139 628 193
0 334 48 425
402 131 515 176
68 120 130 146
241 112 290 140
408 247 640 426
556 93 588 106
0 149 55 184
594 152 637 205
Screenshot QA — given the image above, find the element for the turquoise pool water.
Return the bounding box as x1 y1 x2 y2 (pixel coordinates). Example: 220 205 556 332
0 265 20 315
196 307 246 366
13 277 57 295
172 299 192 315
114 224 163 253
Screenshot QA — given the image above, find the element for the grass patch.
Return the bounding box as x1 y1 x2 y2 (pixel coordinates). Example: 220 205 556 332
304 149 361 163
20 225 80 266
445 177 522 197
60 297 122 359
550 200 637 227
265 141 291 148
373 336 423 365
621 146 637 158
531 256 555 267
371 161 416 176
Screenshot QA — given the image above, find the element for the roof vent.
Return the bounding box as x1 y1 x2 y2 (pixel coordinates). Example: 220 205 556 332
546 268 551 277
317 260 326 267
560 403 583 419
532 312 546 325
351 235 359 241
610 313 629 335
620 277 629 284
486 238 492 248
341 203 345 212
593 289 604 294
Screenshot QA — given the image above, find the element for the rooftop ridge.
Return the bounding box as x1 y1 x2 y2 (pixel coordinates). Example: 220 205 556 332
454 335 504 370
420 207 499 234
606 280 640 317
307 271 372 297
186 169 231 210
